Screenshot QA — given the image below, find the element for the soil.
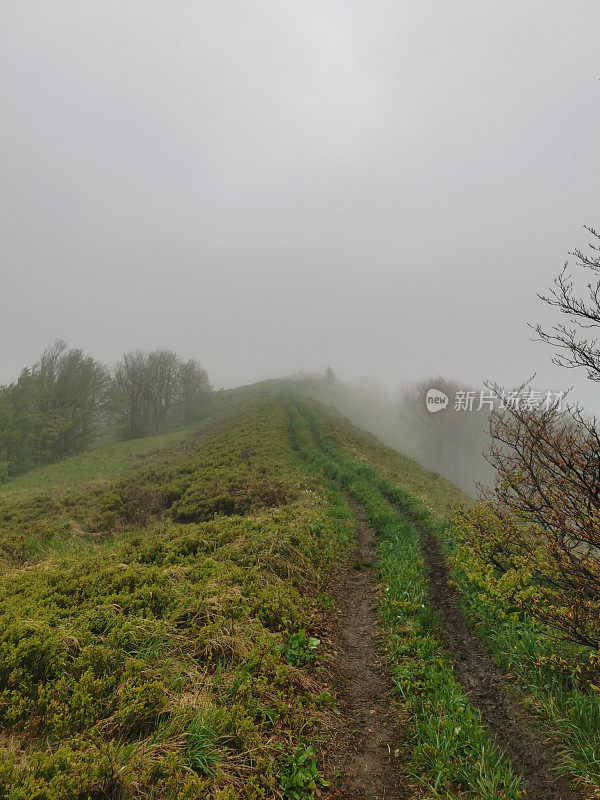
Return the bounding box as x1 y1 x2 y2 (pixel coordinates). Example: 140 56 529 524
321 498 411 800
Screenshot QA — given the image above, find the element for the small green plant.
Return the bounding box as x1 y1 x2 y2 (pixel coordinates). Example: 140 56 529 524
278 744 328 800
284 629 320 666
184 706 226 776
314 691 338 712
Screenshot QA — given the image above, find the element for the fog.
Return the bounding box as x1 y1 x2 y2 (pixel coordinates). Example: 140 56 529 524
292 374 492 494
2 2 600 414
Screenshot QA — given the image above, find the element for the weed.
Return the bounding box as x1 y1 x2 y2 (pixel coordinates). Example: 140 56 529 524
284 630 321 667
278 744 328 800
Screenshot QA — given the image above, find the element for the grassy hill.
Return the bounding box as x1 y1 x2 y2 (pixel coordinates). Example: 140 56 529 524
0 380 597 799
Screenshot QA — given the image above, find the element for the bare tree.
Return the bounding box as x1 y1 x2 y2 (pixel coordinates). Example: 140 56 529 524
112 350 212 438
458 226 600 649
113 350 150 439
532 226 600 380
148 350 180 432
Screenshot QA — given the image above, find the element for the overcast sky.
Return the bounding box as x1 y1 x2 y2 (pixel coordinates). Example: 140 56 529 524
2 2 599 406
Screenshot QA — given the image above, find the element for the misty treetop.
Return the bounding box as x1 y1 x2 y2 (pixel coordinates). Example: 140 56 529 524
0 341 108 478
0 342 212 480
112 349 211 439
398 376 493 493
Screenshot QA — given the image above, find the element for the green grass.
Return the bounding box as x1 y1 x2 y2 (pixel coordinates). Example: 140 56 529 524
4 378 597 798
184 705 228 776
0 422 210 499
0 387 351 800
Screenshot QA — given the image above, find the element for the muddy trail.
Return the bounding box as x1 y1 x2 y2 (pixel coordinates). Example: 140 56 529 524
410 518 586 800
287 412 409 799
306 413 584 798
323 498 410 799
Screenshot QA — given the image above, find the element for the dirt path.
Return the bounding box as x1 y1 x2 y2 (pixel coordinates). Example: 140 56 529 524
285 408 409 799
322 497 409 799
412 521 586 800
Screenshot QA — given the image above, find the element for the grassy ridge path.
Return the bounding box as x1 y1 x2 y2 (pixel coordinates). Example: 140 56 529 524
287 407 408 799
324 497 407 800
299 402 586 799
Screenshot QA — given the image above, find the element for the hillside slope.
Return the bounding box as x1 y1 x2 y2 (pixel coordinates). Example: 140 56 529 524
0 382 597 799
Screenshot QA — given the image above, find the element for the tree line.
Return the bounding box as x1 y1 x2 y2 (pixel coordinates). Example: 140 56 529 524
0 341 212 480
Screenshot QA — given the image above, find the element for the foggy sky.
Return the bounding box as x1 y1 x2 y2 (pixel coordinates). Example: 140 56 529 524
2 2 599 407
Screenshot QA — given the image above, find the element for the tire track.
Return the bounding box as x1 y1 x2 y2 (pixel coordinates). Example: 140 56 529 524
397 510 585 800
324 497 409 799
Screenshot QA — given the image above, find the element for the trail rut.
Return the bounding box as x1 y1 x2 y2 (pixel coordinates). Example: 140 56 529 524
322 498 409 799
411 518 586 800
